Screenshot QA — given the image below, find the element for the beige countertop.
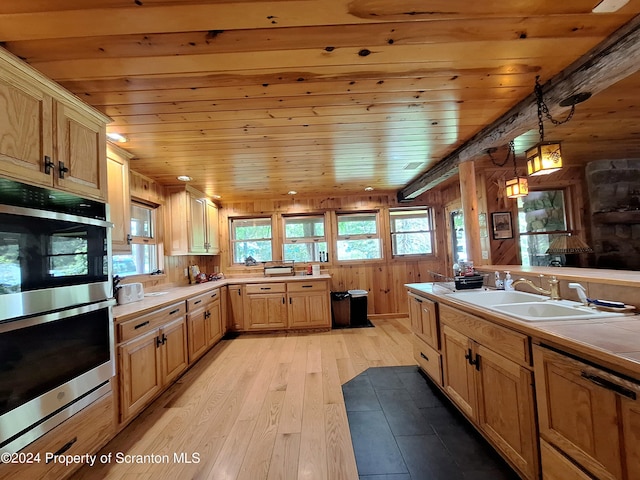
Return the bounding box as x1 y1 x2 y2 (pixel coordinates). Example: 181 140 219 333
406 282 640 380
113 274 332 322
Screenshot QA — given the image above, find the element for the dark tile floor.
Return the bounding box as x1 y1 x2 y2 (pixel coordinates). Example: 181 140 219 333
343 366 521 480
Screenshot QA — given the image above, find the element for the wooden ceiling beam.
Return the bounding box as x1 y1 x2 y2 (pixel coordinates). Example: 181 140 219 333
399 14 640 201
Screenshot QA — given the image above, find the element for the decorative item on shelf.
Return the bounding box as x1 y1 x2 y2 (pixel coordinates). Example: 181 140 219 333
487 140 528 199
526 76 591 176
244 256 258 266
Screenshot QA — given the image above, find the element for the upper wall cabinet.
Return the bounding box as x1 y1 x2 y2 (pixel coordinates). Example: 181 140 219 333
165 185 219 255
107 143 134 253
0 47 110 200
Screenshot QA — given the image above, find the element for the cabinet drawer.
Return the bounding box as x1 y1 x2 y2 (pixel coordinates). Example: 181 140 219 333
414 336 443 387
440 304 530 365
187 288 221 311
245 283 286 294
118 302 186 343
287 281 328 293
0 392 114 480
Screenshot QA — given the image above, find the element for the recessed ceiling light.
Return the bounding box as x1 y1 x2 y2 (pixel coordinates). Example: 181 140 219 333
364 186 374 191
212 194 221 199
592 0 628 12
107 132 127 143
177 175 192 182
288 190 297 195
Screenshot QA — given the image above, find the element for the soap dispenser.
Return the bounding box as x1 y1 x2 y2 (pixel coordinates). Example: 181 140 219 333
495 271 504 290
503 271 514 291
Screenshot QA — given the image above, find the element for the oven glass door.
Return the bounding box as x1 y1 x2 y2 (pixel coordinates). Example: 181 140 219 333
0 303 112 418
0 212 108 294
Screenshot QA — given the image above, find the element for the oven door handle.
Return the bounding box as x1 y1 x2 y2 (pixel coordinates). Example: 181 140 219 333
0 299 116 334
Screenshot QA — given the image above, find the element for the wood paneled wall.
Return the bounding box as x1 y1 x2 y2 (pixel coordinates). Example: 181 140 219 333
218 192 446 316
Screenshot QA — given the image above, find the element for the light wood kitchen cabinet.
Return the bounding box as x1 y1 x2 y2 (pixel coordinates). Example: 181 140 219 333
245 283 287 330
440 305 538 480
408 292 439 349
165 185 219 255
227 284 245 331
287 281 330 328
186 288 223 363
117 302 187 423
0 392 114 480
54 100 107 200
533 344 640 480
0 48 109 199
107 143 134 252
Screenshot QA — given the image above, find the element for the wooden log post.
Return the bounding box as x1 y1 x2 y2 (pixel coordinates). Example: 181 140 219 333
459 161 482 267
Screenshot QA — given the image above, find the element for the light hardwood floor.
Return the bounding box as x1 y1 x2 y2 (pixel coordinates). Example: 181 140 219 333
72 317 415 480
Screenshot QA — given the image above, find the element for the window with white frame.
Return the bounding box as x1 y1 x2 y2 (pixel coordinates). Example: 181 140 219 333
390 207 434 256
336 212 381 261
112 202 158 276
283 215 327 262
231 217 273 264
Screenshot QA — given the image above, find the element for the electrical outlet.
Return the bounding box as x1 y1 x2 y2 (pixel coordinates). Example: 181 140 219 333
184 268 188 277
481 251 489 260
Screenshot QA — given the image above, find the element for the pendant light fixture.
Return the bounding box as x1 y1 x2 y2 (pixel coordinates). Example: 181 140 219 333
526 76 591 176
487 140 528 199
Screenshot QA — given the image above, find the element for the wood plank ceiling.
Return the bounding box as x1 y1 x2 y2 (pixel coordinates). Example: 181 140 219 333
1 0 639 201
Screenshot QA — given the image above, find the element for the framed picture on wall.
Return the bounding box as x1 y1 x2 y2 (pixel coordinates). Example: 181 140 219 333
492 212 513 240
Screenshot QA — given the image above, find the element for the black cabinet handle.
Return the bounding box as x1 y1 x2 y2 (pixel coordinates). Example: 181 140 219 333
420 352 429 362
464 348 473 363
44 155 55 175
204 311 210 319
581 372 637 400
415 297 423 303
169 308 180 315
134 320 150 330
156 335 163 348
210 292 217 298
237 289 241 295
473 354 480 371
260 287 271 290
302 285 313 288
194 300 202 305
47 437 77 462
126 233 133 245
162 333 167 344
282 297 285 304
58 161 69 179
289 297 292 304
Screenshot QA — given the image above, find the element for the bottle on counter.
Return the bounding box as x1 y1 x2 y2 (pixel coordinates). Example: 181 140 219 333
495 271 504 290
504 271 514 291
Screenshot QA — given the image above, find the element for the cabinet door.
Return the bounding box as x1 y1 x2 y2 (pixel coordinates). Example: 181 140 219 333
187 308 209 363
205 200 219 254
622 395 640 480
441 324 476 420
408 293 438 349
475 344 538 480
533 345 623 480
227 284 244 331
188 194 207 254
161 317 188 384
118 329 162 422
246 294 287 330
207 298 222 346
288 292 329 328
55 101 107 200
107 146 131 252
0 74 53 186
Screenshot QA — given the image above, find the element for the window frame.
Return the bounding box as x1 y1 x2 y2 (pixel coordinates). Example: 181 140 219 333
229 216 274 265
112 200 160 277
335 210 383 262
516 188 572 267
282 213 328 263
389 207 435 258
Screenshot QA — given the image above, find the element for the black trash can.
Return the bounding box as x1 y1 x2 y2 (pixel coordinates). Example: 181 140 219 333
331 291 351 328
348 289 368 326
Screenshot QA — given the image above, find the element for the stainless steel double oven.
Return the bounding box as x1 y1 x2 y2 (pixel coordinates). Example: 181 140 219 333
0 178 114 454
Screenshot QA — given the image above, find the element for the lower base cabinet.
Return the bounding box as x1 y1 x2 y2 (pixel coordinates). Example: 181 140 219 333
0 392 114 480
117 302 188 423
439 305 538 480
186 288 223 363
533 344 640 480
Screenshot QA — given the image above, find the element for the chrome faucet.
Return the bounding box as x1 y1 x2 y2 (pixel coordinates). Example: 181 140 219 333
511 275 561 300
